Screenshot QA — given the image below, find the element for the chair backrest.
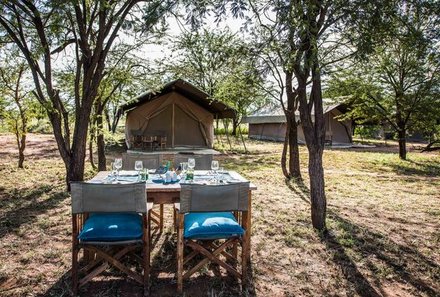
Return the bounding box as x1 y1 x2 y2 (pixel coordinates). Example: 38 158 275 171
71 182 147 214
174 154 213 170
122 153 160 170
179 182 250 213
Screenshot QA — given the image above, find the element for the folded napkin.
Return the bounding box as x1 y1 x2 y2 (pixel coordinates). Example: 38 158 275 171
118 170 139 176
117 176 139 182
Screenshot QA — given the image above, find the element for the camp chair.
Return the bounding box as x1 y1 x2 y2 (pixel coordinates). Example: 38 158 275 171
131 130 143 149
175 182 251 293
71 182 152 296
122 153 160 170
173 154 213 170
142 135 155 150
159 135 167 149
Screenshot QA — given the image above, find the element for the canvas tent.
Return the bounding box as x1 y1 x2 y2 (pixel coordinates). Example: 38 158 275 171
120 79 235 149
243 103 352 145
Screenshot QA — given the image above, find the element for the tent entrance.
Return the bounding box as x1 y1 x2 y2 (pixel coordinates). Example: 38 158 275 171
125 92 214 149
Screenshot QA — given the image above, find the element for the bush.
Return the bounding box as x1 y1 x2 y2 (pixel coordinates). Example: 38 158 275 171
214 124 248 135
28 119 52 134
354 125 382 139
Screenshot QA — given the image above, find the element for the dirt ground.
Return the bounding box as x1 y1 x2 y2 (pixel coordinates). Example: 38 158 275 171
0 133 439 297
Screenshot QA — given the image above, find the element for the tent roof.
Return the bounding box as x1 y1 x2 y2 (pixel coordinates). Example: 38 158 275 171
120 79 236 119
242 102 349 124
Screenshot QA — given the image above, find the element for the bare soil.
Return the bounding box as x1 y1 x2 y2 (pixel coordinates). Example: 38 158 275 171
0 134 439 297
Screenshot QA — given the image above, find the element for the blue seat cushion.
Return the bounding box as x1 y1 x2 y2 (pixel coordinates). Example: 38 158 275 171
78 213 143 242
184 212 245 240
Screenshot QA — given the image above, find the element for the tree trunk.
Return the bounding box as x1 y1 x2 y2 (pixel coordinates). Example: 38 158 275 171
284 71 301 179
111 108 120 134
18 134 26 168
296 62 327 231
281 126 290 178
238 126 248 153
398 128 407 160
308 148 326 230
66 99 94 189
232 118 238 136
96 109 106 171
104 108 112 131
89 136 96 169
287 115 301 178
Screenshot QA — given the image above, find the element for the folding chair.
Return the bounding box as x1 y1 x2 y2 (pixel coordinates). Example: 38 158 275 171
175 182 251 293
122 153 160 170
71 182 151 296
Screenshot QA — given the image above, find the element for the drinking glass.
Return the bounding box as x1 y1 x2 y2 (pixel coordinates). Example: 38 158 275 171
180 162 188 180
211 160 219 172
135 160 143 171
114 158 122 178
211 160 219 183
188 158 195 170
218 167 225 183
135 160 143 180
110 162 117 181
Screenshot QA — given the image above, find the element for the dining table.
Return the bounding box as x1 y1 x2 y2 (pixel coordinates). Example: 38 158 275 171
89 170 257 263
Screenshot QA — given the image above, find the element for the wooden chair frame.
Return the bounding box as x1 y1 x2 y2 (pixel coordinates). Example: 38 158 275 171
149 204 164 233
175 189 252 293
71 181 152 297
72 211 151 296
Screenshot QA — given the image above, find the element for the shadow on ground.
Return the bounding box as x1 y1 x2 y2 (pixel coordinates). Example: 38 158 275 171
0 185 68 239
41 232 256 297
285 178 440 297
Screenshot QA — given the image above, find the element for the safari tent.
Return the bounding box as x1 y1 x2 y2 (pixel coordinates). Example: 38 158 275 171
120 79 235 149
243 103 352 145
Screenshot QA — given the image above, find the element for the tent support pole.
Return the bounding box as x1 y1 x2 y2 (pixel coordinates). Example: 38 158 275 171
215 114 223 147
172 104 175 148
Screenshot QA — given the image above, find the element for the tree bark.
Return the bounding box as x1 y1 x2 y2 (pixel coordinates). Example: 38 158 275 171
96 104 107 171
18 134 26 168
296 60 327 231
232 118 238 136
285 71 301 179
287 114 301 178
104 108 112 132
89 137 96 169
398 128 407 160
281 125 290 178
308 148 326 230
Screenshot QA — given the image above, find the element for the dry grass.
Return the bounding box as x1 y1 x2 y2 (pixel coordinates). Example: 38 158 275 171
0 133 439 297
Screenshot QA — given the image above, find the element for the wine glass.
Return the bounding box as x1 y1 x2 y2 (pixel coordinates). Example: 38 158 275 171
211 160 219 182
135 160 143 180
211 160 219 173
114 158 122 178
188 158 195 170
110 162 117 181
180 162 188 180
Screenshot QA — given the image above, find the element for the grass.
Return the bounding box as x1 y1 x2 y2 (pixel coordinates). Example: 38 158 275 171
0 133 439 296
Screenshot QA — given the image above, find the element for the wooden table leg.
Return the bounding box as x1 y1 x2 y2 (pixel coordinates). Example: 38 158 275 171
241 191 252 286
245 191 251 263
159 204 164 233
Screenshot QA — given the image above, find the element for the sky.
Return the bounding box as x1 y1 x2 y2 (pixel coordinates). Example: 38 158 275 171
137 13 248 62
